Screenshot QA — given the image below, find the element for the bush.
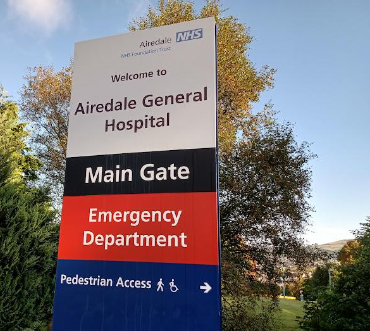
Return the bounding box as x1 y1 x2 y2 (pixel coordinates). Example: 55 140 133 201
222 296 278 331
302 264 334 301
0 89 59 331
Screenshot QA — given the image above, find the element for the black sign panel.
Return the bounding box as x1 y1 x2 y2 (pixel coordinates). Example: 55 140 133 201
64 148 216 196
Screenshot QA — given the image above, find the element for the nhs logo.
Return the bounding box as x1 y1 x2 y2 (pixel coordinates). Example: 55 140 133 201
176 28 203 42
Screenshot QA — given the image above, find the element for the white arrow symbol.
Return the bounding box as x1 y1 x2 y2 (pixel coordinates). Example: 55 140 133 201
200 282 212 294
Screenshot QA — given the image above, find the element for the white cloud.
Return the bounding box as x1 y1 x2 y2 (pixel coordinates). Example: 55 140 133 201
7 0 72 35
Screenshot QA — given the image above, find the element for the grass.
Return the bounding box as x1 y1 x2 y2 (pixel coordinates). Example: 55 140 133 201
276 298 304 331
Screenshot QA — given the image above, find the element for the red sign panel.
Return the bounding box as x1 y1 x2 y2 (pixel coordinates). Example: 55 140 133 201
58 192 219 265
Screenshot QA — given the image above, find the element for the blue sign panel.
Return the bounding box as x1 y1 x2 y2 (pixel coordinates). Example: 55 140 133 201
53 260 220 331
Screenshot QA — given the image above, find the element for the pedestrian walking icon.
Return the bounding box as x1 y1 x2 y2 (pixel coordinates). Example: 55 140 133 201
157 278 164 292
169 279 179 293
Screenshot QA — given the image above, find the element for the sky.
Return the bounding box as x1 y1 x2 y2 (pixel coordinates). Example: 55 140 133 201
0 0 369 244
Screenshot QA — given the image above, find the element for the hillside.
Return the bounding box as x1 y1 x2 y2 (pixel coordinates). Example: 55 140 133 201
317 239 352 253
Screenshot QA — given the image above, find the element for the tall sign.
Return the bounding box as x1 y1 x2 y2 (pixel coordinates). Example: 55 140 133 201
52 18 220 331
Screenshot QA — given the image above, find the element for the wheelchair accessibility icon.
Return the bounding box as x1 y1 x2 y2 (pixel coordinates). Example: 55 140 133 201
169 279 179 293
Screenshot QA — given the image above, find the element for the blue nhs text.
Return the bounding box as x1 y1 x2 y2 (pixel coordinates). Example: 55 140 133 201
176 28 203 42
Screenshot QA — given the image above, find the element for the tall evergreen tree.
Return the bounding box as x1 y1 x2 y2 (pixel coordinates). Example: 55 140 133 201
0 86 59 331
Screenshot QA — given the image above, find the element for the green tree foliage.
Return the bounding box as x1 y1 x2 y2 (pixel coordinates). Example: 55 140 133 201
0 88 59 331
300 217 370 331
220 123 316 293
302 264 335 301
0 86 40 183
220 122 315 329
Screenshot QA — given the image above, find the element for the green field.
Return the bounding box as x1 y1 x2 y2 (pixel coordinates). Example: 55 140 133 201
276 298 304 331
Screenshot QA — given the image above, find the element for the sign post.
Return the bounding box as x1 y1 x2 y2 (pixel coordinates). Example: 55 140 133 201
52 18 221 331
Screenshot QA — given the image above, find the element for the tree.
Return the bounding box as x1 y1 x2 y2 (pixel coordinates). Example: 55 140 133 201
20 63 72 199
0 85 40 183
219 122 316 330
337 239 360 265
129 0 275 155
0 88 59 331
220 122 316 291
300 217 370 331
129 3 316 329
302 263 336 301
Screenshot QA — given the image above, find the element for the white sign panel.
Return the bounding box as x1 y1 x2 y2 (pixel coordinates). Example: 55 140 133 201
67 18 217 157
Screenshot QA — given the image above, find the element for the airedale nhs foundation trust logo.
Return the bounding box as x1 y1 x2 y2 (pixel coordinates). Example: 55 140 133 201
176 28 203 42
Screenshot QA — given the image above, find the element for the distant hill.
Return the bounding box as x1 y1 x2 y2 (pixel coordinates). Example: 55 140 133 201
317 239 352 253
